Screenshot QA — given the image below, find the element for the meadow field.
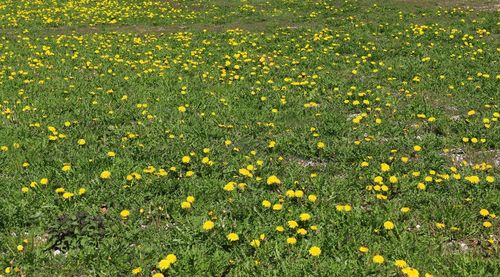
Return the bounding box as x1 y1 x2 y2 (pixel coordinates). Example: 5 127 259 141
0 0 499 276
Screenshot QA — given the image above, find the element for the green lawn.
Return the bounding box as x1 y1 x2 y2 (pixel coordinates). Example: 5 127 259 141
0 0 498 276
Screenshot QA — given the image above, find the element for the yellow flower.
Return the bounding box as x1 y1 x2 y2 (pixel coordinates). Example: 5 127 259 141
394 259 408 268
186 196 195 203
402 267 419 277
223 182 235 191
297 228 307 235
262 200 271 208
131 267 142 275
299 213 311 221
165 254 177 264
239 168 252 177
417 182 426 190
250 239 261 248
383 221 395 230
227 233 239 242
465 175 480 184
272 204 283 211
100 170 111 179
17 245 24 252
308 194 317 202
77 139 86 145
380 163 390 172
266 175 281 185
181 156 191 164
287 220 298 229
238 183 247 190
479 209 489 216
152 273 164 277
483 221 492 228
400 207 411 213
202 220 215 231
317 142 326 149
413 145 422 151
372 255 385 264
62 192 74 199
120 210 130 219
158 259 171 270
287 237 297 245
181 201 191 209
359 246 369 253
268 141 276 148
309 246 321 256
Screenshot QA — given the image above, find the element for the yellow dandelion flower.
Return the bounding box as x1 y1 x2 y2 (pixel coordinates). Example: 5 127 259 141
309 246 321 256
479 209 489 216
120 210 130 219
383 221 395 230
394 259 408 268
158 259 171 270
372 255 384 264
131 267 142 275
287 220 299 229
100 170 111 179
227 233 239 242
165 254 177 264
287 237 297 245
202 220 215 231
181 201 191 209
266 175 281 185
299 213 312 221
250 239 261 248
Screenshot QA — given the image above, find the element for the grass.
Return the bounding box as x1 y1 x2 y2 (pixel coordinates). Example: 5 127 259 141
0 0 499 276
